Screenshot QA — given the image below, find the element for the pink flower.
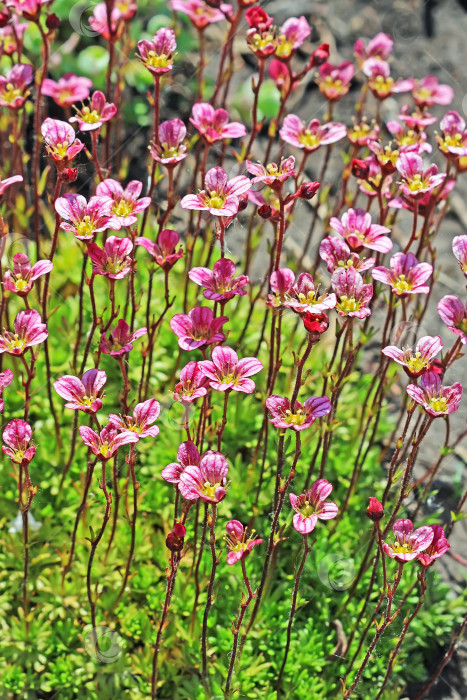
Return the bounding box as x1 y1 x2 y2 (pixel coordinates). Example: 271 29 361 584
5 0 50 19
246 156 295 187
189 259 248 301
266 394 331 432
406 371 462 417
170 0 232 29
100 319 147 356
150 119 187 164
79 424 138 461
330 208 392 254
161 441 200 484
42 73 93 108
178 450 229 503
55 193 121 241
89 2 125 40
190 103 246 143
136 229 183 270
109 398 161 439
279 115 346 152
437 111 467 158
396 153 446 198
398 105 437 129
170 307 228 351
137 28 177 75
0 18 28 57
382 336 443 378
54 369 106 414
0 309 48 355
372 252 432 296
331 268 373 318
69 90 117 131
0 368 13 412
88 235 133 279
41 118 84 166
289 480 338 534
266 268 295 308
0 175 23 198
0 63 34 109
383 519 434 562
438 295 467 344
283 272 336 315
3 253 53 296
198 345 263 393
225 520 262 565
180 166 251 217
417 525 450 566
347 120 380 147
386 120 432 155
411 76 454 108
319 237 375 274
364 59 412 100
318 61 355 101
96 179 151 227
354 33 393 66
2 418 35 464
173 361 209 405
452 236 467 278
275 16 311 59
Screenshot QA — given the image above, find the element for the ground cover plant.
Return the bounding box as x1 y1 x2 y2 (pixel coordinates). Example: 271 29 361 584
0 0 466 698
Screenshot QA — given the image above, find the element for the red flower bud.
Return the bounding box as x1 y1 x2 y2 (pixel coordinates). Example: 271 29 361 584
310 43 330 68
351 158 370 180
0 10 10 27
366 497 384 522
59 167 78 183
237 192 249 212
204 0 221 7
295 181 320 200
166 522 186 552
245 6 273 30
46 13 61 30
258 204 272 219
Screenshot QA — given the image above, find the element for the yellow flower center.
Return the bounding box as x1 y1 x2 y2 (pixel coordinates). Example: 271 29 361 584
283 409 306 426
203 481 220 498
80 106 100 124
275 35 293 58
407 173 426 192
76 216 95 237
146 51 172 70
52 141 69 158
299 130 320 150
113 200 133 217
371 75 394 96
15 278 28 291
337 295 359 313
391 541 413 554
406 351 428 374
7 333 25 350
393 274 411 294
428 396 448 413
206 192 225 209
1 82 21 103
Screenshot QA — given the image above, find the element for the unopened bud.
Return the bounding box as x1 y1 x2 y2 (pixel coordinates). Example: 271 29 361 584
166 522 186 552
59 167 78 183
0 10 10 27
237 192 249 211
351 158 370 180
295 181 320 200
303 311 329 335
366 497 384 522
258 204 272 219
46 13 60 30
309 43 329 68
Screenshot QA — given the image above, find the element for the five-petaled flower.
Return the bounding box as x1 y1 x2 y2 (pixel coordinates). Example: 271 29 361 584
162 441 200 484
280 115 346 152
180 166 251 217
225 520 262 565
79 424 138 460
275 15 311 59
136 230 183 271
178 450 229 503
246 156 296 188
0 309 48 355
406 371 462 417
372 252 432 296
283 272 337 315
383 518 434 562
150 119 187 164
266 394 331 432
396 152 445 198
190 103 246 143
109 399 161 439
2 419 36 465
69 90 117 131
410 76 454 108
382 336 443 378
170 0 232 30
289 479 338 534
438 295 467 344
3 253 53 296
266 268 295 308
319 237 375 274
137 27 177 75
452 236 467 278
96 179 151 227
198 346 263 393
170 307 228 351
0 369 14 412
0 63 34 109
331 267 373 318
41 118 85 169
317 61 355 101
100 319 147 356
88 236 133 279
417 525 450 566
173 361 209 405
54 369 107 413
329 208 392 254
55 193 121 241
189 259 249 301
437 111 467 158
42 73 93 107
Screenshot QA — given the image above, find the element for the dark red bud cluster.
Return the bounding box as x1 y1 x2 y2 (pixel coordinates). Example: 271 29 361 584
351 158 370 180
59 167 78 183
46 13 61 30
258 204 272 219
166 522 186 552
